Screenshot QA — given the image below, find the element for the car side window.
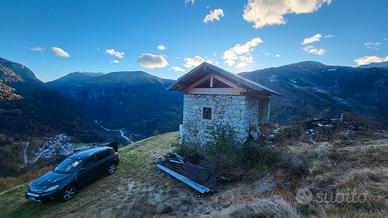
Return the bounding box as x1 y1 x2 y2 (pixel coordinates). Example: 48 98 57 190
85 155 98 168
96 150 111 162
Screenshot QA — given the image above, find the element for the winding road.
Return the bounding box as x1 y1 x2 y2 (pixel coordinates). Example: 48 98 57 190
23 142 30 164
97 122 133 144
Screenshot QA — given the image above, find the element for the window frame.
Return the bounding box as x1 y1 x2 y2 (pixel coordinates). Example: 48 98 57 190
202 107 212 120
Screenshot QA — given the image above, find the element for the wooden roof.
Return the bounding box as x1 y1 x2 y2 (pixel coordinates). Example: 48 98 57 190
168 62 281 95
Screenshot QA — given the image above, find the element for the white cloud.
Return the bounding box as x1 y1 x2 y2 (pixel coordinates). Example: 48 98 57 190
243 0 331 29
222 37 263 68
236 62 248 68
110 60 120 64
275 54 280 58
364 41 381 50
51 47 70 58
170 66 185 72
157 44 166 51
184 56 212 68
104 49 125 59
302 34 322 45
30 47 45 52
203 9 224 24
354 56 388 66
138 53 168 68
324 34 336 39
303 45 326 55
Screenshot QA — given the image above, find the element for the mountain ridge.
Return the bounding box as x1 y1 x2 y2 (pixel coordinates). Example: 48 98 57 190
0 57 41 84
0 57 105 140
359 61 388 69
241 61 388 126
47 70 182 141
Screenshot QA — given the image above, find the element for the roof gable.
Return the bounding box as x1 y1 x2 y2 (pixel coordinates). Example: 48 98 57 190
168 62 281 95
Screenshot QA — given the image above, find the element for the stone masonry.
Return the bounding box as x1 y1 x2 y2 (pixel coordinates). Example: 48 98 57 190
182 94 261 147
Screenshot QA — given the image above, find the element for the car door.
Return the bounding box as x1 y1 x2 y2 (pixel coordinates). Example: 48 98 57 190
77 155 99 186
95 150 111 174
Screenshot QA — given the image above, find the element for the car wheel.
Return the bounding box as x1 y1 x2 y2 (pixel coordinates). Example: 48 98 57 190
60 185 76 202
107 163 117 175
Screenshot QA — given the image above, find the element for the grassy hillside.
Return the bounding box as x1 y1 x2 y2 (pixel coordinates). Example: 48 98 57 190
0 132 179 218
1 130 387 217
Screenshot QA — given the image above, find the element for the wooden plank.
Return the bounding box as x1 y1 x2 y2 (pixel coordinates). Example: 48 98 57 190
186 74 210 89
187 88 246 95
212 74 239 89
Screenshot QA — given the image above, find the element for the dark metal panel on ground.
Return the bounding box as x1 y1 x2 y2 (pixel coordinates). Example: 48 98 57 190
156 153 212 194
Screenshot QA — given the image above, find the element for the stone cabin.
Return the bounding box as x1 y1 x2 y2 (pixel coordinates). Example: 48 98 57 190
169 62 280 147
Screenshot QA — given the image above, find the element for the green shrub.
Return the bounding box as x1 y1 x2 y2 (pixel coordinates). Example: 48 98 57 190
206 126 239 157
239 142 281 170
175 143 204 164
273 126 303 143
195 126 282 184
176 126 304 185
202 126 242 183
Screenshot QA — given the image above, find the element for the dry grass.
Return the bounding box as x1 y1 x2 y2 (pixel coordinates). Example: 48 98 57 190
0 127 387 217
0 166 53 192
0 132 180 217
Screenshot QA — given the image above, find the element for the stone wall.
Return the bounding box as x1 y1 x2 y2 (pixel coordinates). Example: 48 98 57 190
182 94 261 147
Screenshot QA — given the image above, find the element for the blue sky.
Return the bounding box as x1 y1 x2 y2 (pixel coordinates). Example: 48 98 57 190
0 0 387 81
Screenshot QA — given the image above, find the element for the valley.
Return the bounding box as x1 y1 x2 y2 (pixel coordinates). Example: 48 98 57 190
1 56 388 197
1 124 387 217
1 1 387 216
96 121 133 143
46 70 183 142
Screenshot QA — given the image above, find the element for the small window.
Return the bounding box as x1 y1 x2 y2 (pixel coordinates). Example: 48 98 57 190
203 107 212 120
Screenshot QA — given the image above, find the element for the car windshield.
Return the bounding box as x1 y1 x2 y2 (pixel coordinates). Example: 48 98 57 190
54 158 82 173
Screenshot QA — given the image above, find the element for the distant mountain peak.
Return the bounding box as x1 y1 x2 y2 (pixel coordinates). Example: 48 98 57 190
97 71 164 85
47 70 167 87
0 57 42 84
70 72 104 76
359 61 388 69
46 71 104 86
286 61 326 68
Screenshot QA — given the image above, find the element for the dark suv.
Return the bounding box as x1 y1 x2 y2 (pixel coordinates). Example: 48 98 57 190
26 147 119 202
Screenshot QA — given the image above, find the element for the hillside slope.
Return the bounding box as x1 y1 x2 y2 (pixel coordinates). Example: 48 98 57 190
46 71 183 141
241 61 388 126
0 57 104 140
359 61 388 69
1 129 387 217
0 57 107 177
